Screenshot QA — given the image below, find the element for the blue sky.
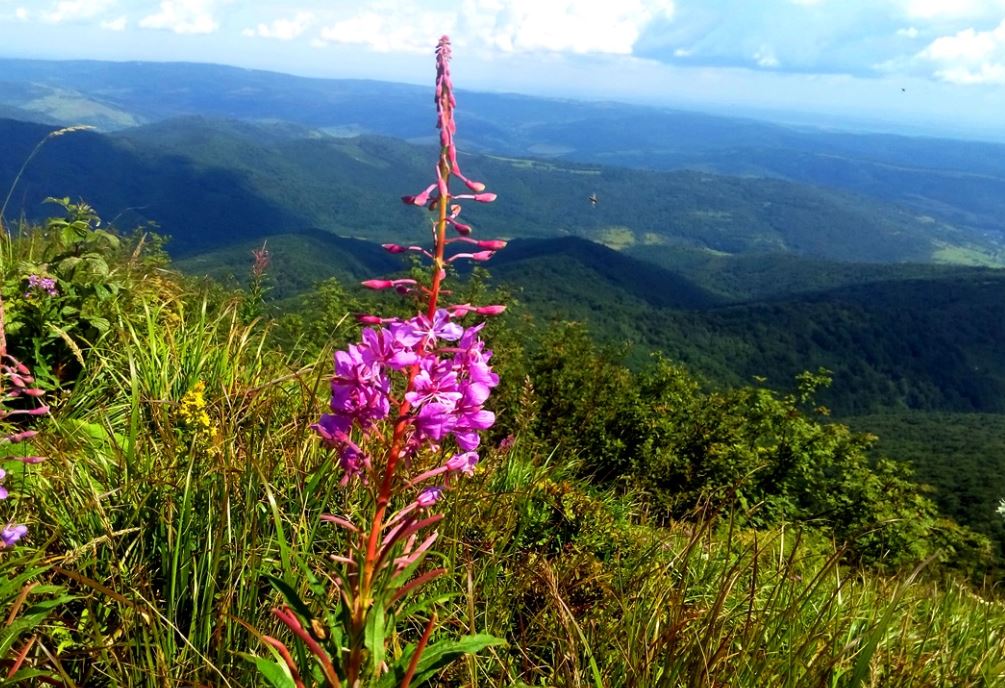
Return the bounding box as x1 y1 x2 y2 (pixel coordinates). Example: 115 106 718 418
2 0 1005 138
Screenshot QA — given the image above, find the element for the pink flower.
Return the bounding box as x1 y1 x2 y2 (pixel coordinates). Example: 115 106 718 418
417 487 443 508
1 524 27 548
446 451 478 475
402 183 437 206
476 305 506 316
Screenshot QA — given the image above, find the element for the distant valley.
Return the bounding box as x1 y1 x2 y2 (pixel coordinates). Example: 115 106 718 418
1 59 1003 422
0 116 1001 265
3 57 1005 572
3 58 1005 241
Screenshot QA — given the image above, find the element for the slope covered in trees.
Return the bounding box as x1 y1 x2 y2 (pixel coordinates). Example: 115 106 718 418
1 117 1001 264
4 58 1005 240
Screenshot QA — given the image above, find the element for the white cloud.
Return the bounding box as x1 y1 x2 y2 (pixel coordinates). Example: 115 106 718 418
754 45 780 67
897 26 919 38
317 0 675 56
901 0 1005 20
922 25 1002 62
100 14 126 30
42 0 114 23
917 19 1005 84
315 3 460 54
15 7 28 20
140 0 218 34
933 62 1005 83
244 11 313 40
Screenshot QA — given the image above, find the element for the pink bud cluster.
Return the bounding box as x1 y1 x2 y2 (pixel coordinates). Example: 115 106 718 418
401 36 491 239
274 35 503 687
1 352 48 549
251 243 271 279
314 36 507 510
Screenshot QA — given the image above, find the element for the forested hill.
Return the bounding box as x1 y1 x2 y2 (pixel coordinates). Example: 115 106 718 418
485 238 1005 415
182 229 1005 417
4 58 1005 239
1 116 1001 264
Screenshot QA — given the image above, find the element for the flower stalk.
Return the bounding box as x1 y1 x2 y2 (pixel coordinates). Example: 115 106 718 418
0 294 48 550
266 35 506 686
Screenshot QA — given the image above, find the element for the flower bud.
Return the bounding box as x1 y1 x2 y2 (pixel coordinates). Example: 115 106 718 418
476 305 506 316
448 304 475 316
1 430 38 444
476 240 507 250
402 183 437 206
13 456 45 464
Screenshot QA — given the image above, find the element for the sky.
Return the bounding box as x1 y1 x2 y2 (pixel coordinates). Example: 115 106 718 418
2 0 1005 139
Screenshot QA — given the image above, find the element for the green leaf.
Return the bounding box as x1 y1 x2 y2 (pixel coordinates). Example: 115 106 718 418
365 600 387 675
397 592 458 622
266 574 314 626
87 255 110 277
93 229 120 248
245 655 298 688
4 667 64 685
380 634 506 688
58 256 82 273
87 316 111 333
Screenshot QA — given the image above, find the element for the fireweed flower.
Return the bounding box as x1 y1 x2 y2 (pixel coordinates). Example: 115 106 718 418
1 344 49 550
268 35 507 685
250 243 270 278
1 524 27 548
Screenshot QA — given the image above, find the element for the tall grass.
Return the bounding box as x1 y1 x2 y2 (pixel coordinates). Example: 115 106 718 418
2 243 1003 685
436 441 1005 687
26 292 353 684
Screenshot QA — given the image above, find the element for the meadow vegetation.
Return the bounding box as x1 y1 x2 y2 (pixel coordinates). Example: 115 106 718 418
1 197 1004 686
2 38 1004 688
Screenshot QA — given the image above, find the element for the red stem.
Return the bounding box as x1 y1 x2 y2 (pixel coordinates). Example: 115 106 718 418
399 613 438 688
274 607 342 688
262 635 308 688
7 636 36 679
347 79 454 686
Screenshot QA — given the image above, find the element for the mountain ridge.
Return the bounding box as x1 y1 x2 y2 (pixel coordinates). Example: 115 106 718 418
3 58 1005 239
3 115 998 265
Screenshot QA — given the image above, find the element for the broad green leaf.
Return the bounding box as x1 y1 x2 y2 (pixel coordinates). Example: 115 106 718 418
266 574 314 626
245 655 298 688
87 316 111 333
379 634 506 688
58 256 82 273
365 601 387 674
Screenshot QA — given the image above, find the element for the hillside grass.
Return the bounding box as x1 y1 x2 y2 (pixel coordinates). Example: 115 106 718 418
2 224 1005 686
